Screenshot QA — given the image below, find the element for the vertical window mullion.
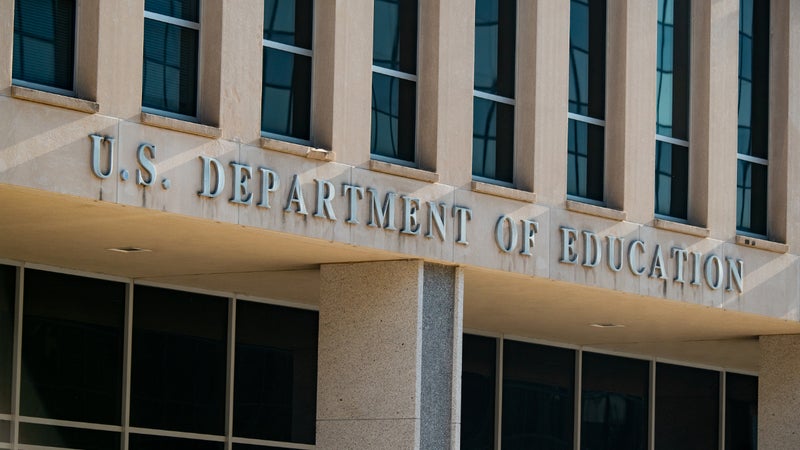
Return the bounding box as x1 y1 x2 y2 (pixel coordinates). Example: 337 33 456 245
121 282 134 450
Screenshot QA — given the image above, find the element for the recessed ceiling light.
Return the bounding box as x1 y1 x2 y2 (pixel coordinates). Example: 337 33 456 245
107 247 152 253
590 323 626 328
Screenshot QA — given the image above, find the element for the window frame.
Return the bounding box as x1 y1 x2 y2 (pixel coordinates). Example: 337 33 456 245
141 5 203 123
260 1 315 146
11 0 79 97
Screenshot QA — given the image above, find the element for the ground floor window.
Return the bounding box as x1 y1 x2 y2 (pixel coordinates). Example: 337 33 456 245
462 334 758 450
0 264 318 450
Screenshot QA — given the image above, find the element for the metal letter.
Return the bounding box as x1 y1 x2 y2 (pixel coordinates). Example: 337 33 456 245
453 206 473 245
257 168 280 209
726 258 744 293
284 174 308 215
229 162 253 205
560 227 579 264
136 144 157 186
426 202 447 240
628 240 646 276
704 254 724 290
314 179 337 221
520 219 539 256
342 184 365 225
198 155 225 198
691 251 702 286
607 236 625 272
582 231 602 267
367 188 397 230
649 245 668 280
89 134 114 179
401 196 421 235
495 215 517 253
671 247 688 283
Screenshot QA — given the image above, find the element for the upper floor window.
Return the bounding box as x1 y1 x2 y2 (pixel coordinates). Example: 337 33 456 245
472 0 516 185
371 0 418 165
737 0 769 236
142 0 200 120
12 0 76 95
567 0 606 204
655 0 690 221
262 0 313 145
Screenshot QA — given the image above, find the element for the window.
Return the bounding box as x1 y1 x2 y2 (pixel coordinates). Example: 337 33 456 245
736 0 769 236
655 0 690 221
655 363 720 449
12 0 76 95
142 0 200 120
568 0 606 204
472 0 516 185
0 265 14 427
261 0 314 144
726 373 758 450
371 0 418 164
461 334 497 450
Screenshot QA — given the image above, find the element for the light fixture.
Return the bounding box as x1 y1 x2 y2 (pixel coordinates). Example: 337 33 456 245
590 323 626 328
107 247 152 253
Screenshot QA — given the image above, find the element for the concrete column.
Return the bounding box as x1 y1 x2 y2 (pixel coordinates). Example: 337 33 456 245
417 0 474 186
758 334 800 449
689 0 738 238
313 0 373 163
605 0 657 222
0 0 14 95
523 0 570 205
317 260 464 449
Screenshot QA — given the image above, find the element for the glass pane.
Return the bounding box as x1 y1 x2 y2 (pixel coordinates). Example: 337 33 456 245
581 353 648 450
262 47 312 140
371 72 416 162
474 0 516 98
234 445 295 450
21 270 125 425
655 363 720 450
472 97 513 183
13 0 75 91
569 0 606 118
142 18 199 117
264 0 313 49
233 301 318 444
373 0 418 73
131 286 228 435
129 433 223 450
502 340 575 450
0 265 13 415
655 141 689 219
0 420 9 442
19 422 119 450
737 0 769 159
726 373 758 450
567 118 604 202
461 334 497 450
145 0 199 22
736 159 767 235
656 0 690 140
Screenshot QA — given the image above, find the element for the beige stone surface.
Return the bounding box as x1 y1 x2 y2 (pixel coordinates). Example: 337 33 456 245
759 334 800 449
316 418 420 450
0 0 11 94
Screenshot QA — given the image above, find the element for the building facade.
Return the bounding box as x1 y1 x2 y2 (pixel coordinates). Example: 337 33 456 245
1 0 800 449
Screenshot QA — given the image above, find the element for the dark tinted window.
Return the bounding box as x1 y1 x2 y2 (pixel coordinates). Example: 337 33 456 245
474 0 515 98
131 286 227 435
655 363 720 450
0 420 9 442
461 334 497 450
726 373 758 450
568 0 606 119
473 97 514 183
234 301 318 444
13 0 76 91
142 18 199 117
21 270 125 425
261 48 312 139
567 119 604 201
373 0 418 73
144 0 199 22
736 158 768 234
502 340 575 450
371 73 416 162
19 423 118 450
0 265 13 415
129 433 223 450
264 0 313 48
656 0 690 140
655 141 689 219
581 353 649 450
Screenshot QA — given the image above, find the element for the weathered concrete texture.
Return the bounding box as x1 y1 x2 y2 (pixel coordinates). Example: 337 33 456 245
317 260 463 449
758 334 800 450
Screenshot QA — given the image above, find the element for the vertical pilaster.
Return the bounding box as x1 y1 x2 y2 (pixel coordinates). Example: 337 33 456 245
317 260 463 449
605 0 657 222
758 334 800 450
0 0 14 95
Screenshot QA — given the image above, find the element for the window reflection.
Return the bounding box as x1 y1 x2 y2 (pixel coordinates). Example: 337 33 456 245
726 373 758 450
0 265 13 416
13 0 76 91
371 72 416 162
142 17 199 117
655 363 720 450
461 334 497 450
261 47 312 139
264 0 313 48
